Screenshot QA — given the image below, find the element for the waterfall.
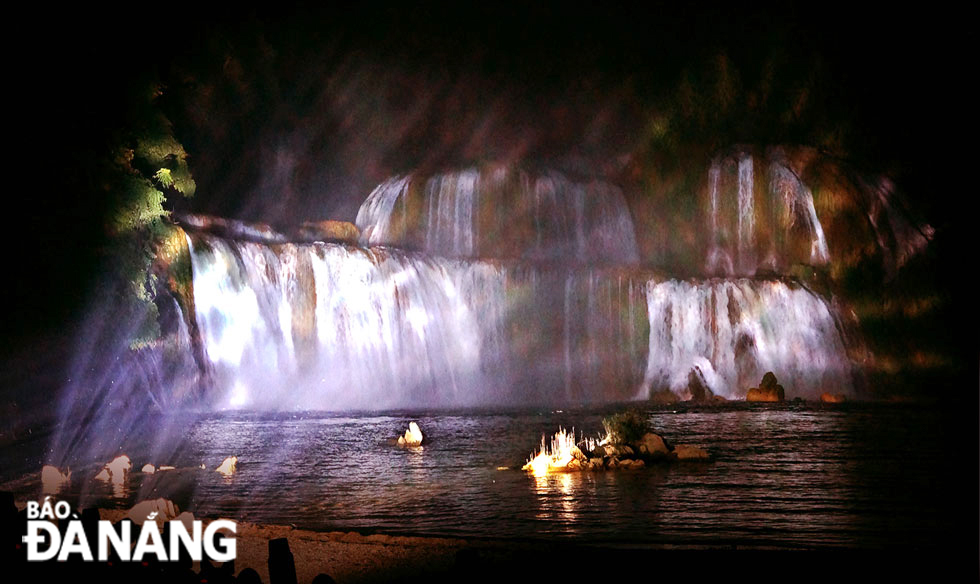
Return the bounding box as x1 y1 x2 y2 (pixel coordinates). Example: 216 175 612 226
705 150 832 275
706 161 734 275
187 234 509 409
355 166 640 265
164 159 874 409
182 229 852 408
356 175 411 247
768 159 830 266
737 154 756 273
640 278 852 400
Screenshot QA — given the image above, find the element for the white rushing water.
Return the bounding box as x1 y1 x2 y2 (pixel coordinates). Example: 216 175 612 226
184 232 852 408
705 150 832 275
640 278 852 400
356 167 640 265
187 235 509 409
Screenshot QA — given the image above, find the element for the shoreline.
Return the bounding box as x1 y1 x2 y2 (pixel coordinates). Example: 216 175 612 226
85 510 966 583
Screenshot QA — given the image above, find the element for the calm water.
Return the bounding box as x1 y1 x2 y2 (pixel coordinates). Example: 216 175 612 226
1 402 960 550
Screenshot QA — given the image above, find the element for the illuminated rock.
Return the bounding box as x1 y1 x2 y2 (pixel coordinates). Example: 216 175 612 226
635 432 670 458
821 392 847 403
41 465 70 494
295 220 360 244
141 464 156 474
746 387 783 402
746 371 786 402
178 213 286 243
523 426 709 473
602 444 634 458
95 454 132 483
673 445 711 461
216 456 238 476
397 422 425 447
648 389 680 404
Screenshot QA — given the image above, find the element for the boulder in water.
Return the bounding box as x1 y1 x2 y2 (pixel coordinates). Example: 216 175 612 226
634 432 670 459
397 422 425 447
216 456 238 476
746 371 785 401
95 454 131 482
686 366 715 402
673 444 711 461
602 444 634 458
41 465 70 494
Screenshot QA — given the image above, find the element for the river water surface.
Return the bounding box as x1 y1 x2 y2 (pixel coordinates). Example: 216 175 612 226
1 401 960 551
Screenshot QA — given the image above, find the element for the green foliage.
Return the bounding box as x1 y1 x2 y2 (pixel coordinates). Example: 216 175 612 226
102 81 196 348
601 409 650 445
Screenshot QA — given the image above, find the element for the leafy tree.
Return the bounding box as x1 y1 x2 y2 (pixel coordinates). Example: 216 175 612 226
103 82 196 347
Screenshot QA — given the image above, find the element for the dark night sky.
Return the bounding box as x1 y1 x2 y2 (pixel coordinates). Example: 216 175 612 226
3 2 967 346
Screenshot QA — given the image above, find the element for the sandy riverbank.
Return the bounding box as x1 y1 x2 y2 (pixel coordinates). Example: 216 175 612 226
98 510 468 583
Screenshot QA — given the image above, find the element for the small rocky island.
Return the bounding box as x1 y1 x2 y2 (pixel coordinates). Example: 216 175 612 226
522 410 709 475
745 371 786 402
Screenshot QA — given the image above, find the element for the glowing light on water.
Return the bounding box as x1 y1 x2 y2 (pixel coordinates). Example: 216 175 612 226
522 428 595 476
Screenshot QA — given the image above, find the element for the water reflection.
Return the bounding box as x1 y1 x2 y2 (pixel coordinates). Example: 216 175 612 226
6 404 956 549
531 471 593 534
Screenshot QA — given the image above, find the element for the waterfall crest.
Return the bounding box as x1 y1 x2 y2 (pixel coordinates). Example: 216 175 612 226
356 166 640 265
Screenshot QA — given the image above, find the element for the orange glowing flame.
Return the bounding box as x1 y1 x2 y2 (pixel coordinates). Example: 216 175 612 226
522 427 597 476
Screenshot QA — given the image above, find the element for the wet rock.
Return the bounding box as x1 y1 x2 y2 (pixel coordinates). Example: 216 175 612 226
619 459 645 469
634 432 670 458
95 454 132 482
178 213 287 243
603 444 634 458
295 220 360 244
648 388 679 404
216 456 238 475
397 422 425 447
569 445 587 462
687 366 715 401
673 445 711 461
41 465 71 494
746 371 785 401
761 371 779 390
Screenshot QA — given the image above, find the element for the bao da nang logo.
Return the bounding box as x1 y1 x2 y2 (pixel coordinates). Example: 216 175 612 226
22 497 236 562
